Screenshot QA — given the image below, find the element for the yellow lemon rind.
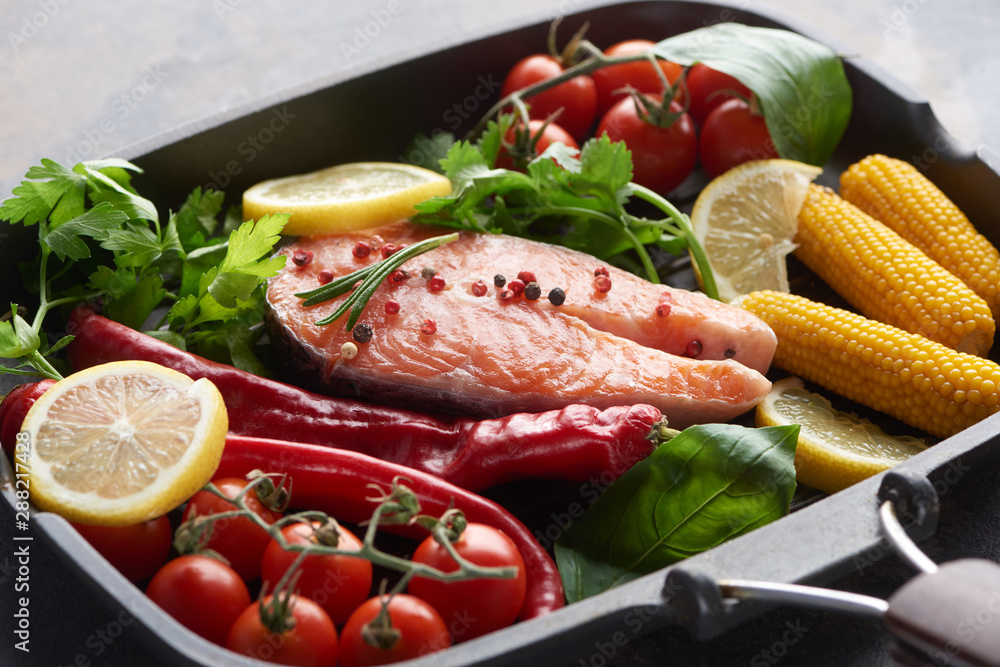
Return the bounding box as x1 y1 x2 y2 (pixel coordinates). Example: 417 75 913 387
23 361 228 526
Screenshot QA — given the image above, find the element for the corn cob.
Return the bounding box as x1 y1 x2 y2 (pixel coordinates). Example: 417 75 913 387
840 154 1000 319
794 183 995 356
741 290 1000 439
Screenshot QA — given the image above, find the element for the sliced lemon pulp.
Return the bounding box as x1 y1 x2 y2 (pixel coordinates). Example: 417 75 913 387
24 361 228 526
242 161 452 237
756 376 928 494
690 159 822 303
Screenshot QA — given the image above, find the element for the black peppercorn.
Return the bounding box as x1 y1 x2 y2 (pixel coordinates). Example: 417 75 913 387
524 281 542 301
353 323 374 343
547 287 566 306
494 274 506 288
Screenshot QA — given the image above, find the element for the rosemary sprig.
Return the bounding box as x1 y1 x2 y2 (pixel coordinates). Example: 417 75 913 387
294 232 459 329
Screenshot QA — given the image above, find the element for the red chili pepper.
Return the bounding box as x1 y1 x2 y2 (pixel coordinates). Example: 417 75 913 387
65 306 664 493
0 380 56 458
215 435 565 619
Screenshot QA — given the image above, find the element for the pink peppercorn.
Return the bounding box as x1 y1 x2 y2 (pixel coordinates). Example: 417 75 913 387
685 340 703 358
292 249 313 266
428 275 446 291
471 280 488 297
593 275 612 293
380 243 398 259
318 269 334 285
388 269 408 284
656 302 671 317
352 242 371 258
507 279 525 296
385 300 400 314
517 270 536 284
594 266 609 278
498 288 515 301
420 319 437 335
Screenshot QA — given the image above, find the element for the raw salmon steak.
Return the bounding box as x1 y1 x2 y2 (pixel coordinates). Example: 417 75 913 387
266 223 775 427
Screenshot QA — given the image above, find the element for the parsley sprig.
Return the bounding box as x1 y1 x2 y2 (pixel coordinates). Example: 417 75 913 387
410 121 718 298
0 158 288 378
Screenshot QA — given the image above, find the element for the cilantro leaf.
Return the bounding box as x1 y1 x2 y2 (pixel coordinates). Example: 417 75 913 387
0 159 87 226
101 222 165 267
102 273 166 331
171 187 225 252
218 214 288 274
42 203 129 261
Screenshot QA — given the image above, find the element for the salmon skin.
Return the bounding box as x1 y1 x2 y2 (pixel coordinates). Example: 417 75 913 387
266 223 775 427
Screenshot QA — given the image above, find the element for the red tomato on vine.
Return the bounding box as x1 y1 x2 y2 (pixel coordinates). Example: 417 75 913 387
699 98 779 178
496 118 579 170
591 39 682 116
227 594 339 667
73 516 172 583
501 54 598 141
596 95 697 194
339 594 450 667
408 523 527 642
260 521 373 626
181 476 283 581
685 63 752 126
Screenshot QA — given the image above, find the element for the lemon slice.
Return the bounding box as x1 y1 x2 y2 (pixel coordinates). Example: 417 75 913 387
23 361 228 526
691 159 822 303
242 161 452 236
756 376 929 494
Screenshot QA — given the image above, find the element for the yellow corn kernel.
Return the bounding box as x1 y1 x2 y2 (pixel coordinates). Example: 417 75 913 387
741 290 1000 438
795 184 994 356
840 154 1000 320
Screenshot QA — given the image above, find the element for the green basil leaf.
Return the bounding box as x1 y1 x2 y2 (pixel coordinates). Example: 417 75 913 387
653 23 852 165
555 423 798 603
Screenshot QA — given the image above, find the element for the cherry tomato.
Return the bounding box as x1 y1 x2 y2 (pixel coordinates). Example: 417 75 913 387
685 63 752 126
496 119 579 171
260 521 373 626
408 523 526 642
181 477 282 581
227 594 338 667
339 594 450 667
596 96 697 195
500 54 597 141
72 516 173 583
146 554 251 646
699 98 779 178
592 39 682 116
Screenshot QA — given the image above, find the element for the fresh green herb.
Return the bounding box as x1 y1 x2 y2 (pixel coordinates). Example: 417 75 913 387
295 233 459 329
553 423 798 603
466 23 851 167
411 130 717 296
651 23 852 166
0 158 287 378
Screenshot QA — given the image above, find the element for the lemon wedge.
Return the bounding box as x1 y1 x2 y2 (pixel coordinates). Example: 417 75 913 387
242 161 452 236
756 376 929 494
691 159 822 303
23 361 228 526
